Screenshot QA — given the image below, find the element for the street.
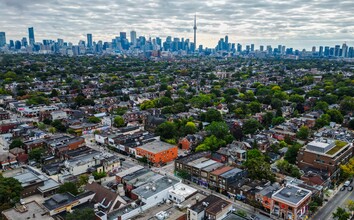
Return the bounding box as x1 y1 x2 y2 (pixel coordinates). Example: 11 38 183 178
312 187 354 220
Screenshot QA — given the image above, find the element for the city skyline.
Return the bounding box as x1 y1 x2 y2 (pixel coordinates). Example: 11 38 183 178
0 0 353 50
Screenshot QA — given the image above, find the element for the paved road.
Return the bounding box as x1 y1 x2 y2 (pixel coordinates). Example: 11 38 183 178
312 186 354 220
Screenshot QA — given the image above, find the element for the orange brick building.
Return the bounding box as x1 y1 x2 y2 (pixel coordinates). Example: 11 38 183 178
136 140 178 164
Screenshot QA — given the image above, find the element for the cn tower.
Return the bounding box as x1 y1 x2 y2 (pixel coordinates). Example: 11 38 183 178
193 14 197 51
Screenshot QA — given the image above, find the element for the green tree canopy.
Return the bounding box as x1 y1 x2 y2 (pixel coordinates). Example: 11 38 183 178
113 116 125 127
243 149 275 182
243 119 262 135
66 208 95 220
29 148 44 163
284 143 302 164
332 207 350 220
204 108 223 123
156 121 178 140
205 121 229 139
296 126 310 140
9 138 23 149
88 116 101 124
195 135 226 152
327 109 344 124
0 175 23 213
58 182 79 196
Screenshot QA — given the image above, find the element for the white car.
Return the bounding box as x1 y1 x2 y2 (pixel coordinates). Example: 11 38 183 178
344 180 351 187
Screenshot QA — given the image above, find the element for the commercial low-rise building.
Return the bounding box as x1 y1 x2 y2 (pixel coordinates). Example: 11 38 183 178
136 140 178 165
297 139 353 181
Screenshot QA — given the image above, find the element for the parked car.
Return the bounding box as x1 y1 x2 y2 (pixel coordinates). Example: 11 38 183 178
344 180 351 187
341 186 346 191
348 186 353 191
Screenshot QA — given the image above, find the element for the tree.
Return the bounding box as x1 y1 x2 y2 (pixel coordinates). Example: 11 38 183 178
77 175 89 187
243 119 262 135
51 120 67 132
176 169 190 180
332 207 350 220
284 143 302 164
140 100 156 110
92 171 107 180
276 159 301 178
205 108 222 123
289 94 305 103
205 121 229 139
248 101 261 114
88 116 101 124
48 126 56 134
314 101 329 111
348 119 354 130
271 98 282 110
9 138 23 149
190 94 212 108
183 122 197 135
156 122 178 140
262 112 274 127
58 182 79 195
50 89 59 97
340 97 354 114
158 96 173 107
327 109 344 124
296 126 309 140
37 122 46 130
113 116 125 127
196 135 226 152
0 175 23 213
272 117 285 126
347 200 354 213
341 158 354 177
66 208 95 220
315 114 331 129
29 148 44 163
243 149 275 182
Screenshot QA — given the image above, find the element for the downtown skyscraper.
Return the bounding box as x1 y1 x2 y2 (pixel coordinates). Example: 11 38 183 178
193 14 197 51
28 27 35 45
0 32 6 46
87 33 93 48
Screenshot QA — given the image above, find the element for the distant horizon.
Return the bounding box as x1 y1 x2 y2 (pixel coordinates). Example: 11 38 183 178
1 0 353 50
1 27 353 51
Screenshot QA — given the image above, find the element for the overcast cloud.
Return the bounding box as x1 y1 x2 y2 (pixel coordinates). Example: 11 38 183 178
0 0 353 49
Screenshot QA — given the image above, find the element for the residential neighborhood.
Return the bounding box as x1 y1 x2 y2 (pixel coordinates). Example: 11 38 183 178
0 54 354 220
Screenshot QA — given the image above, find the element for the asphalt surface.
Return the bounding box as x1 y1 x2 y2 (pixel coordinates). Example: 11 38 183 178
312 186 354 220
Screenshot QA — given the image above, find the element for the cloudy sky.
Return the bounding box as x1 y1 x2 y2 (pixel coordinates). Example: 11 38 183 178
0 0 353 49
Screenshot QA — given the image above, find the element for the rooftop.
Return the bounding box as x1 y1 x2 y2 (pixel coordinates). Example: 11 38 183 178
272 184 311 206
176 151 211 163
2 201 53 220
169 183 197 198
189 195 231 214
115 165 144 178
193 159 217 169
219 167 244 179
202 162 224 172
211 166 234 176
12 169 47 188
137 140 176 154
326 140 348 155
132 176 180 200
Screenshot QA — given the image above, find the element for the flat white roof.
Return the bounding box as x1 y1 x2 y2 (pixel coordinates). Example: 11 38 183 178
169 183 197 198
